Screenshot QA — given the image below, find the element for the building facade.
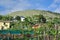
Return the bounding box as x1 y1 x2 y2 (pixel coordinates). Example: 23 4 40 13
0 21 11 30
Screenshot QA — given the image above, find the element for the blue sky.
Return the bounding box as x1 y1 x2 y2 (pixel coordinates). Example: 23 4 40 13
0 0 60 15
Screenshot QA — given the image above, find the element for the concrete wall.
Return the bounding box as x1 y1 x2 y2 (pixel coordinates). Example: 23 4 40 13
0 22 10 30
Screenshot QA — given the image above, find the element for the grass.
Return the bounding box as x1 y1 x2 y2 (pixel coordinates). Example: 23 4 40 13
7 10 60 18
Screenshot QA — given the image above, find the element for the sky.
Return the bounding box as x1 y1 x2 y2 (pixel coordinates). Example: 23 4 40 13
0 0 60 15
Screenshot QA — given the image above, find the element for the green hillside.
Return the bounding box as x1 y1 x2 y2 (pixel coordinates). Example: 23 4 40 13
7 10 60 18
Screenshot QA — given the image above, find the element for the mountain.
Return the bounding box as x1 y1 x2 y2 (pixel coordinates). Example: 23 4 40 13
7 10 60 18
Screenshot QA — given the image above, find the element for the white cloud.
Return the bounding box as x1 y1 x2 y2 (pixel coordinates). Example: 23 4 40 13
55 6 60 13
48 0 60 13
54 0 60 3
48 3 57 9
0 0 45 15
1 0 60 15
9 0 31 12
0 0 32 14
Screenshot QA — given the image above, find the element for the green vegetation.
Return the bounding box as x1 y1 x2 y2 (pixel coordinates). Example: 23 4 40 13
7 10 60 17
0 10 60 40
0 15 13 21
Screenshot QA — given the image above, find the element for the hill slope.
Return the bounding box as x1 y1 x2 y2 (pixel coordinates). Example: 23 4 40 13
7 10 60 18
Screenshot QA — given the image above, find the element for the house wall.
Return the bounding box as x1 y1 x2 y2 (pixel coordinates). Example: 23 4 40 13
0 22 10 30
21 18 25 22
0 22 3 30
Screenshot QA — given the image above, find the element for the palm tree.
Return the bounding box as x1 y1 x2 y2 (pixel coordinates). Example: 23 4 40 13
52 17 60 40
46 21 58 40
33 26 45 40
48 28 57 40
46 22 53 40
38 27 44 40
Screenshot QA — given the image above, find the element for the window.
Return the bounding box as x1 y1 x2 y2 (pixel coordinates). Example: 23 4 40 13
4 22 5 25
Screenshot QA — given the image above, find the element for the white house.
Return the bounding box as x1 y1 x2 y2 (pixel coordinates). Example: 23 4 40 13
13 16 25 22
20 16 25 22
12 16 17 22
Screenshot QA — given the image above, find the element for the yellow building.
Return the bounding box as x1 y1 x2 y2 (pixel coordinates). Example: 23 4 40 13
0 20 12 30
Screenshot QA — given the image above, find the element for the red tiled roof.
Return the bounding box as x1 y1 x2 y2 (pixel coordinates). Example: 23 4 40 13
32 24 39 29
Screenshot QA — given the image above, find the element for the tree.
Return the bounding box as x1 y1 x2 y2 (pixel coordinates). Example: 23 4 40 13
0 15 3 20
38 14 46 23
53 17 60 24
46 21 57 40
7 16 13 20
26 17 32 22
15 16 21 21
49 29 57 40
1 16 13 21
32 15 39 24
2 16 7 20
52 17 60 40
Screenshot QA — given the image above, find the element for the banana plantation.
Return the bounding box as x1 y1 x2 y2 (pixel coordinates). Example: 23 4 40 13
0 14 60 40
